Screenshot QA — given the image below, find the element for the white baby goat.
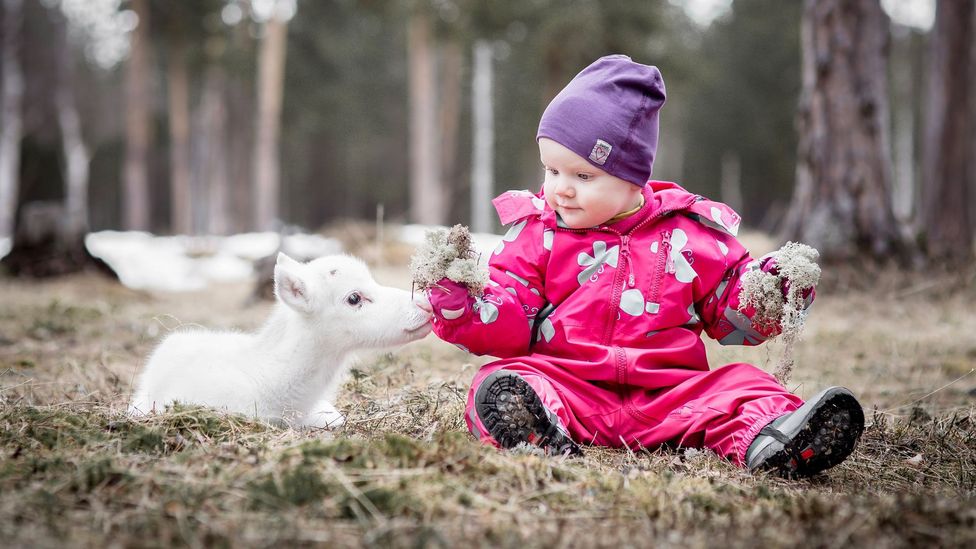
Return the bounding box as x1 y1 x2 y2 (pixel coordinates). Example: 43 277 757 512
128 253 432 429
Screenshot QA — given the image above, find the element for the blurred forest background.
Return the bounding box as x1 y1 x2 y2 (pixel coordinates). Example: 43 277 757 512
0 0 972 275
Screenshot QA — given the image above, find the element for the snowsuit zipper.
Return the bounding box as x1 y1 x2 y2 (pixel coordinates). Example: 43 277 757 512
649 230 671 309
552 196 697 349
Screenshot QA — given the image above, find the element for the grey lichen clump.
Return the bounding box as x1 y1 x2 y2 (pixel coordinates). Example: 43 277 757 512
410 224 488 296
738 242 822 385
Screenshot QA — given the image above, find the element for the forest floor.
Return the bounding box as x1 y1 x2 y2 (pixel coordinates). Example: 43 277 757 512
1 230 975 548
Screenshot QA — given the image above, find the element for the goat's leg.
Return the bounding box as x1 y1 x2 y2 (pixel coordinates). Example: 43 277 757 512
299 399 346 430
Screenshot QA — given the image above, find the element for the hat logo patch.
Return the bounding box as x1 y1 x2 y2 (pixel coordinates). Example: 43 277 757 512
589 139 612 165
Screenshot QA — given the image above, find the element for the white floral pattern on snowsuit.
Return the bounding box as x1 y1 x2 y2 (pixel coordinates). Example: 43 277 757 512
577 240 619 285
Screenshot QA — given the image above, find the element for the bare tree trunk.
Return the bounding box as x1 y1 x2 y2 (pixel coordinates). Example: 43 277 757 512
123 0 152 231
189 88 208 233
0 3 115 279
921 0 974 263
167 34 192 234
782 0 906 262
471 40 494 233
202 62 230 235
543 42 565 105
253 8 289 231
438 36 462 220
226 21 252 233
720 151 743 214
407 10 444 225
56 15 90 240
0 0 24 242
890 28 919 227
891 77 915 225
665 136 684 185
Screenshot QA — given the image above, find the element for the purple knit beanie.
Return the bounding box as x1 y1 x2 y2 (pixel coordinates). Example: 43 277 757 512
537 55 666 187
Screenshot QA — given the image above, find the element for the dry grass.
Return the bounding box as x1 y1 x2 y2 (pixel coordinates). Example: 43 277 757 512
1 244 975 548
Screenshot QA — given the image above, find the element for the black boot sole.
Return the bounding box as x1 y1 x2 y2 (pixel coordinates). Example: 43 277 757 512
763 390 865 478
475 371 582 456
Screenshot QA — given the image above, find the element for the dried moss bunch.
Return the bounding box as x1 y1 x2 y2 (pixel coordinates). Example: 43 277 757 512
738 242 821 385
409 224 488 296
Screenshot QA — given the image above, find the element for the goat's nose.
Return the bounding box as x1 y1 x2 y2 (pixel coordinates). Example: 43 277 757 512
414 295 433 314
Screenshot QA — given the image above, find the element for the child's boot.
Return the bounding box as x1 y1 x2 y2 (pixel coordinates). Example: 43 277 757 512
746 386 864 478
475 370 582 456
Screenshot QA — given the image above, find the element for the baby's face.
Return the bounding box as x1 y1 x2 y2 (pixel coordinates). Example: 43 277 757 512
539 138 643 229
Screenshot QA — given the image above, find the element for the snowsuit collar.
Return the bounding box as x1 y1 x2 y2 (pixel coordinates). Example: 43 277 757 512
492 181 702 234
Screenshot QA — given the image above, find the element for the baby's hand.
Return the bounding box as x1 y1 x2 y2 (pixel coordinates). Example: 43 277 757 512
758 255 815 305
427 278 473 321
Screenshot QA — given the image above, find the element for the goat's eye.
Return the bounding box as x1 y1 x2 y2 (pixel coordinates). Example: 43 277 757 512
346 292 362 306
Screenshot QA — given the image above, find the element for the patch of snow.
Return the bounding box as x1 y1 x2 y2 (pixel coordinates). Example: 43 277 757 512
281 233 343 259
197 253 254 283
85 232 214 292
221 232 342 261
84 231 342 293
221 232 282 260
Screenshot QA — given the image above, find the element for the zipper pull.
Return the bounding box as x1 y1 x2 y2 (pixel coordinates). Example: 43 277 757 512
662 231 674 274
621 235 635 286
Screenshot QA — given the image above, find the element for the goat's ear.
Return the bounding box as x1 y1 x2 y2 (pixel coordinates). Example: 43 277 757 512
274 261 313 313
276 252 302 269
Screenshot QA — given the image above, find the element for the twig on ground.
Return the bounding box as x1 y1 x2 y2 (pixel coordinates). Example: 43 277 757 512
880 368 976 415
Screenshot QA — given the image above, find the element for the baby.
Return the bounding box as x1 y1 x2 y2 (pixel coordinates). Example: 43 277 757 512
427 55 863 477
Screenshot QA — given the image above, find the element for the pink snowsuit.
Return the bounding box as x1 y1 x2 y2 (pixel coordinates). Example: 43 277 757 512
431 182 806 465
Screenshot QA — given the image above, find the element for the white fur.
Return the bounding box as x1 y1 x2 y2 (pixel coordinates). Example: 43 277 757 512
128 253 433 429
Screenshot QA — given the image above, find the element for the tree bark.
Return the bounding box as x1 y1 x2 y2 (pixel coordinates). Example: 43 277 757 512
0 0 24 242
782 0 906 262
123 0 152 231
167 34 192 234
921 0 974 263
1 201 116 279
253 6 289 231
407 10 444 225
